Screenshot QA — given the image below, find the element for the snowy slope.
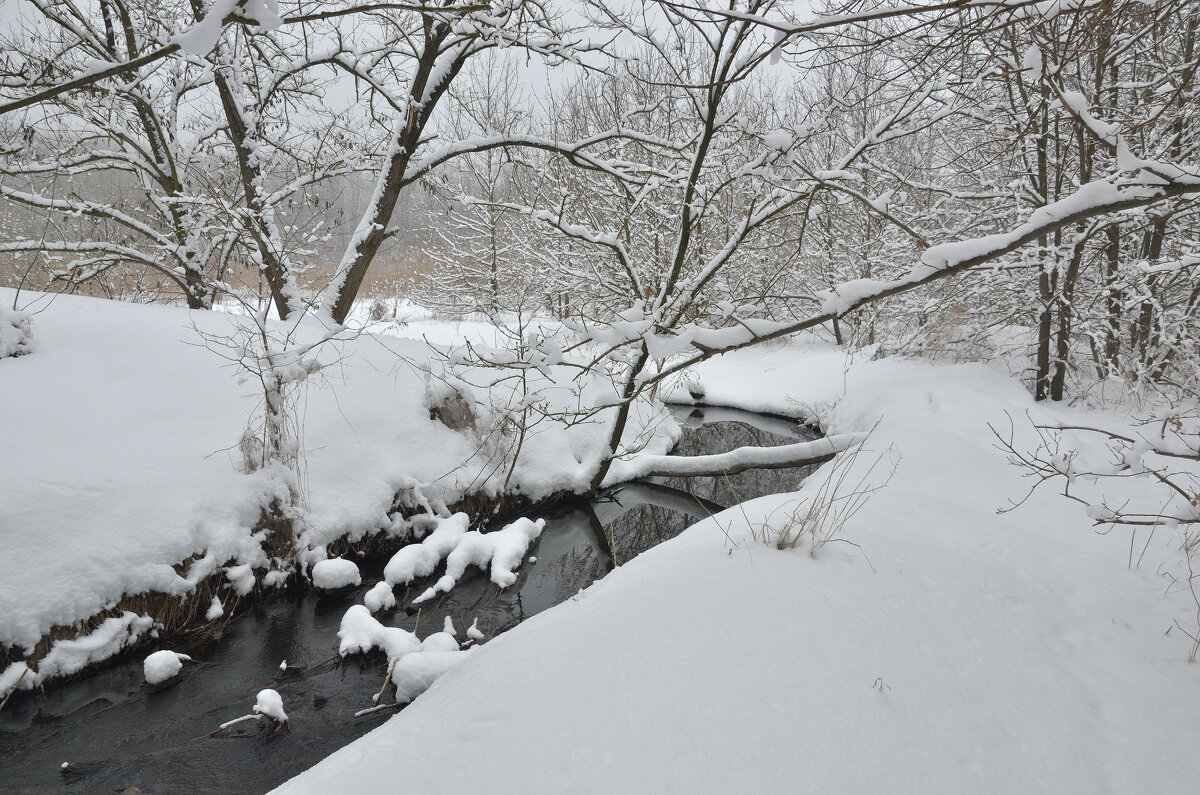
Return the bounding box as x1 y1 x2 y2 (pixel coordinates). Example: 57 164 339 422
275 346 1200 793
0 293 266 651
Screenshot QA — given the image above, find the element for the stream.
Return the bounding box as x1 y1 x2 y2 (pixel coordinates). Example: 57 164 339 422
0 405 823 794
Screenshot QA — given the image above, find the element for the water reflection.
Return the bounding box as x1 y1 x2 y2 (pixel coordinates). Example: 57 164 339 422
593 405 822 564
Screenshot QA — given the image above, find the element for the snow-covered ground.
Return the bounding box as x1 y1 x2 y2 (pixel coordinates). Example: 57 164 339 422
6 289 1200 791
275 342 1200 793
0 289 672 687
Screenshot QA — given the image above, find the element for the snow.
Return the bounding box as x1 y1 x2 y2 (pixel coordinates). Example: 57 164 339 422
419 631 460 654
389 651 470 705
0 661 30 694
383 514 470 587
762 129 793 151
412 517 546 603
205 597 224 621
253 688 288 723
174 0 281 56
32 613 155 686
13 287 1200 791
363 581 396 613
338 605 424 661
0 290 669 682
276 338 1200 793
335 604 472 703
143 650 191 684
310 558 361 590
174 0 235 55
606 433 863 482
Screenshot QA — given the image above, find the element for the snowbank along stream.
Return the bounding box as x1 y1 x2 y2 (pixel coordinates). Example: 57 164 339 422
0 405 823 793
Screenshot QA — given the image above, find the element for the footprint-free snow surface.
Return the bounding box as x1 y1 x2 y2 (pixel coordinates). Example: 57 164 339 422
275 346 1200 794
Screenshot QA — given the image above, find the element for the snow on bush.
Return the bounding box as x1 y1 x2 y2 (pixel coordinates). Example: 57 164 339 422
413 517 546 603
143 649 192 684
0 304 33 359
311 557 361 590
225 563 257 596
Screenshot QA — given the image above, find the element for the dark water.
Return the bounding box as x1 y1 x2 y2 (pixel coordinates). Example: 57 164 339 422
0 405 821 794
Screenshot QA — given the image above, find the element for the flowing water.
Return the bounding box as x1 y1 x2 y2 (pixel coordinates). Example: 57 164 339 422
0 405 822 794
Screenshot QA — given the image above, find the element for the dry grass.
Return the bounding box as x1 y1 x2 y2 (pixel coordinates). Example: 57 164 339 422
753 430 896 558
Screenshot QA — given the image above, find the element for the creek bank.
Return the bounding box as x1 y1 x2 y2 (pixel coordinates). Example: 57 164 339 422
2 405 820 696
2 406 823 793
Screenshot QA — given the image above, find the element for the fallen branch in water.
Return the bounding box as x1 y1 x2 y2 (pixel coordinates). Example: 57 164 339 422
191 714 260 741
373 657 398 705
625 433 865 480
354 701 402 718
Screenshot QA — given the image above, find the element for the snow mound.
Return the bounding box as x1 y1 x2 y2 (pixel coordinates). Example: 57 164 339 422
338 607 472 706
364 581 396 613
335 604 472 701
254 688 289 723
143 649 192 684
338 604 422 660
414 517 546 603
383 513 469 586
390 651 469 705
311 558 361 590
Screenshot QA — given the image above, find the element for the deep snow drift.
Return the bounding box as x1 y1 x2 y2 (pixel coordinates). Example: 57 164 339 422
276 342 1200 793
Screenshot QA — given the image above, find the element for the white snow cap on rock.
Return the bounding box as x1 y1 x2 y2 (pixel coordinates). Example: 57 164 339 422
254 688 288 723
384 513 470 586
312 557 361 590
364 581 396 613
338 604 423 660
143 650 192 684
413 517 546 603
